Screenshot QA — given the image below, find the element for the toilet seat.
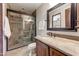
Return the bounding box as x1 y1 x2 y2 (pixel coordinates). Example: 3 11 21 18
27 42 36 56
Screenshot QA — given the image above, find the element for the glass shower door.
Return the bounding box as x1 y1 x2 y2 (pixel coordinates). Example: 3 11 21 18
7 11 35 50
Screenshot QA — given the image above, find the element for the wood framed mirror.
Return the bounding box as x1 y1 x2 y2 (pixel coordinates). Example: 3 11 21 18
47 3 77 32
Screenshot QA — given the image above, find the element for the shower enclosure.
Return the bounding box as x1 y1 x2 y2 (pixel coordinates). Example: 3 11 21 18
7 9 35 50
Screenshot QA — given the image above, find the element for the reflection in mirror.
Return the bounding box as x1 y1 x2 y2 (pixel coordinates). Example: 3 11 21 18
65 8 71 28
49 3 71 29
47 3 77 31
52 13 61 28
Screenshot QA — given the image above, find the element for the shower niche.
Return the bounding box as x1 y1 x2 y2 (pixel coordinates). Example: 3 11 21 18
7 9 35 50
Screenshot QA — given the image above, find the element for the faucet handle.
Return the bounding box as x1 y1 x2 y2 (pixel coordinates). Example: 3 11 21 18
47 32 54 37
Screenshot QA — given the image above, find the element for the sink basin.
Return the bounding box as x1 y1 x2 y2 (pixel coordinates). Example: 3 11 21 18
36 35 54 40
41 36 54 40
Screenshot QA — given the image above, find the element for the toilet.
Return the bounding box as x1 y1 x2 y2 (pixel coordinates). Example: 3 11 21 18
27 42 36 56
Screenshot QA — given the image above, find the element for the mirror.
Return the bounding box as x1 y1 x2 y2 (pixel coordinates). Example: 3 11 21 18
47 3 77 31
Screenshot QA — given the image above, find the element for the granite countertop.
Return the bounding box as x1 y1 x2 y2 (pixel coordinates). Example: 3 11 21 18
35 36 79 56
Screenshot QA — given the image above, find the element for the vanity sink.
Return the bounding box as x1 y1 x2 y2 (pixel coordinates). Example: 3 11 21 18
36 36 54 40
35 36 79 56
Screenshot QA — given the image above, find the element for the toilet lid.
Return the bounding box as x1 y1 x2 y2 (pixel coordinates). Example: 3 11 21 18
28 43 36 49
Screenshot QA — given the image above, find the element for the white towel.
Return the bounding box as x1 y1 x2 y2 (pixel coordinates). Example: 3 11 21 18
4 16 11 39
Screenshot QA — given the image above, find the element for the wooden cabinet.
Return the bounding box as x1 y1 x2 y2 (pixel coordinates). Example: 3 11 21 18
36 40 49 56
50 48 65 56
36 40 66 56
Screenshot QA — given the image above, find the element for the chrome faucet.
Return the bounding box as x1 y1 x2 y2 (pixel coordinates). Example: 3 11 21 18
47 32 56 37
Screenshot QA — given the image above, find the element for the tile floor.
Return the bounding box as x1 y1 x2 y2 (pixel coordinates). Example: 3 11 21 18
5 46 36 56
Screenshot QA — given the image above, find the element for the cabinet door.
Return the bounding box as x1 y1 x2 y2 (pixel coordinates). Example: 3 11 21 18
36 40 49 56
50 48 65 56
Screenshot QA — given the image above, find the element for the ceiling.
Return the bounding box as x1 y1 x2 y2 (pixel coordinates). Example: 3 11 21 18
7 3 43 15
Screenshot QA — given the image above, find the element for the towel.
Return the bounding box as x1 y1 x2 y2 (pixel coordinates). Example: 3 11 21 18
4 16 11 39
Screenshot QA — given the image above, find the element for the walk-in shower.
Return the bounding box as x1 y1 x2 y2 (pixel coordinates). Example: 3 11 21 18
7 9 36 50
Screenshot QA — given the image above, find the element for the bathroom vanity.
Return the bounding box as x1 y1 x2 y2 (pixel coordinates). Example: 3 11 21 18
36 39 66 56
35 36 79 56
